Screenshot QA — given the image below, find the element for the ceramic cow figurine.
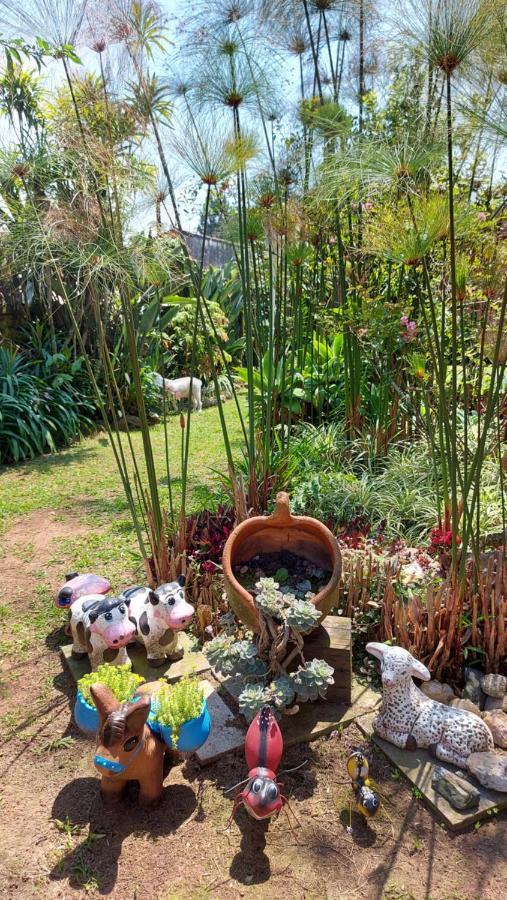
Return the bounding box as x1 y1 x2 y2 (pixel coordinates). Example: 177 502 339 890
366 642 494 768
70 594 137 670
121 576 194 667
91 682 171 806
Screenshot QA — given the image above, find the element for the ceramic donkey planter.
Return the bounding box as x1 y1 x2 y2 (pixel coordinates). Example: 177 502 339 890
70 594 137 670
90 683 171 806
120 576 194 668
366 642 493 768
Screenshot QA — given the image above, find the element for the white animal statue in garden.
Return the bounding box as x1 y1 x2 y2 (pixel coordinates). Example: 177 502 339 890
366 642 494 768
70 595 137 670
152 372 202 411
119 577 194 667
69 579 194 670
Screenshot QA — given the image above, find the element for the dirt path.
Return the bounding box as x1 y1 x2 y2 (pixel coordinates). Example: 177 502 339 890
0 511 506 900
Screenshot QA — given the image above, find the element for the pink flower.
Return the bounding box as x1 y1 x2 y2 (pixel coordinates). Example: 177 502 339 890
400 316 418 342
363 201 373 211
478 211 487 222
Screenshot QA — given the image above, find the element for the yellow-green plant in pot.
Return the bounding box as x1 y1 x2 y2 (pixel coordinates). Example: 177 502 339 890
75 664 145 735
151 676 211 752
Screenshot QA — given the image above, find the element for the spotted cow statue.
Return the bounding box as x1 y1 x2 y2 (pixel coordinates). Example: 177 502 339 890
70 594 137 670
120 576 194 668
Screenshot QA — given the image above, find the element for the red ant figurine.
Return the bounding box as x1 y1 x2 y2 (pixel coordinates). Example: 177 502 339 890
227 705 302 835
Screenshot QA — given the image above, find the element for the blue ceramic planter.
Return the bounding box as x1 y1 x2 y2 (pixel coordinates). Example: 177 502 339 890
74 691 144 736
74 691 100 735
152 700 211 752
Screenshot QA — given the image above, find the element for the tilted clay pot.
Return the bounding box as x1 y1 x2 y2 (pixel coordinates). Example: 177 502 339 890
222 492 342 632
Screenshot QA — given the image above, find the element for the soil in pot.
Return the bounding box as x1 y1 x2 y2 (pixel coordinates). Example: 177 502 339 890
233 550 331 599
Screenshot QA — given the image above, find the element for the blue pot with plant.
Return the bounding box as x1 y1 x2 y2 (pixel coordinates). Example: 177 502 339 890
75 664 145 736
150 676 211 752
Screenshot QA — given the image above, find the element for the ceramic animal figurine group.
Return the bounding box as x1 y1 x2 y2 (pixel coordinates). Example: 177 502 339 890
69 577 194 671
366 642 494 767
91 681 171 806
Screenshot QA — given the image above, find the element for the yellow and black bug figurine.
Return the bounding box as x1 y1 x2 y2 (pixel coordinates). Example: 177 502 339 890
346 751 381 832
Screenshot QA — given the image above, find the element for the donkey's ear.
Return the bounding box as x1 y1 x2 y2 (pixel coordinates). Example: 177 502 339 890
409 657 431 682
90 683 119 723
124 696 151 733
365 642 386 661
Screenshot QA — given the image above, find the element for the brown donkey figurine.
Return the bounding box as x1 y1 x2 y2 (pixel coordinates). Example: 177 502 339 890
90 683 171 806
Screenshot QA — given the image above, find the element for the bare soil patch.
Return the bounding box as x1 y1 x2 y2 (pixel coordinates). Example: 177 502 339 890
0 509 89 603
0 512 506 900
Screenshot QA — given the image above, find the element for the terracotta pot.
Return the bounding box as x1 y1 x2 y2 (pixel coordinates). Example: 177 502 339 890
222 492 342 632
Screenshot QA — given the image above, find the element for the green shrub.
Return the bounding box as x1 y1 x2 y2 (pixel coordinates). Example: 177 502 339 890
154 675 204 746
165 300 229 379
77 664 144 706
0 343 96 464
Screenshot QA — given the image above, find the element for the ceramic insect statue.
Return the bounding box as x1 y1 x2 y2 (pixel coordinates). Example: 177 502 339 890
345 751 380 832
229 705 300 833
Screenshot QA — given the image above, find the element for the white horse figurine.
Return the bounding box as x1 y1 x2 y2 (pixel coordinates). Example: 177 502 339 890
152 372 202 411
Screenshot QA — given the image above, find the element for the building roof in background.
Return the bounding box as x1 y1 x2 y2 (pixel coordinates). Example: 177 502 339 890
166 229 236 268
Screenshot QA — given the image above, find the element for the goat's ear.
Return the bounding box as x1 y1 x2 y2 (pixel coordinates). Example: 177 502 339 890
124 696 151 733
366 642 386 660
90 683 119 723
409 658 431 682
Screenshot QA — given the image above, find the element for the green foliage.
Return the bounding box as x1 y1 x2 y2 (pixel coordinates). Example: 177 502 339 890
253 578 321 632
165 299 229 379
77 664 144 706
206 578 333 721
154 675 204 746
205 633 267 677
0 338 96 464
293 659 335 702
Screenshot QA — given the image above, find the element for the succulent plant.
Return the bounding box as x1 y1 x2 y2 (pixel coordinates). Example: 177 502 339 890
293 659 334 702
208 578 333 720
205 633 267 677
283 598 321 633
154 675 204 747
267 675 296 711
255 577 285 619
205 633 236 673
239 683 268 721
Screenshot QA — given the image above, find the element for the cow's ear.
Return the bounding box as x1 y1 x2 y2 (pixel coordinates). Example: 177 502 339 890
90 683 119 723
87 609 99 624
177 574 186 588
124 696 150 733
148 590 159 605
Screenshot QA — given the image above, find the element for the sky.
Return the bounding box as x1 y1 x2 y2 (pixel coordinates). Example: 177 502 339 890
0 0 504 234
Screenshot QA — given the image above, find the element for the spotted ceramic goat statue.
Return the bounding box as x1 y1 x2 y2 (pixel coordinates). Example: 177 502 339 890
366 642 493 768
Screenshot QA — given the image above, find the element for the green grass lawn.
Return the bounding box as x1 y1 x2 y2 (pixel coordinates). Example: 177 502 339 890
0 402 244 641
0 400 244 533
